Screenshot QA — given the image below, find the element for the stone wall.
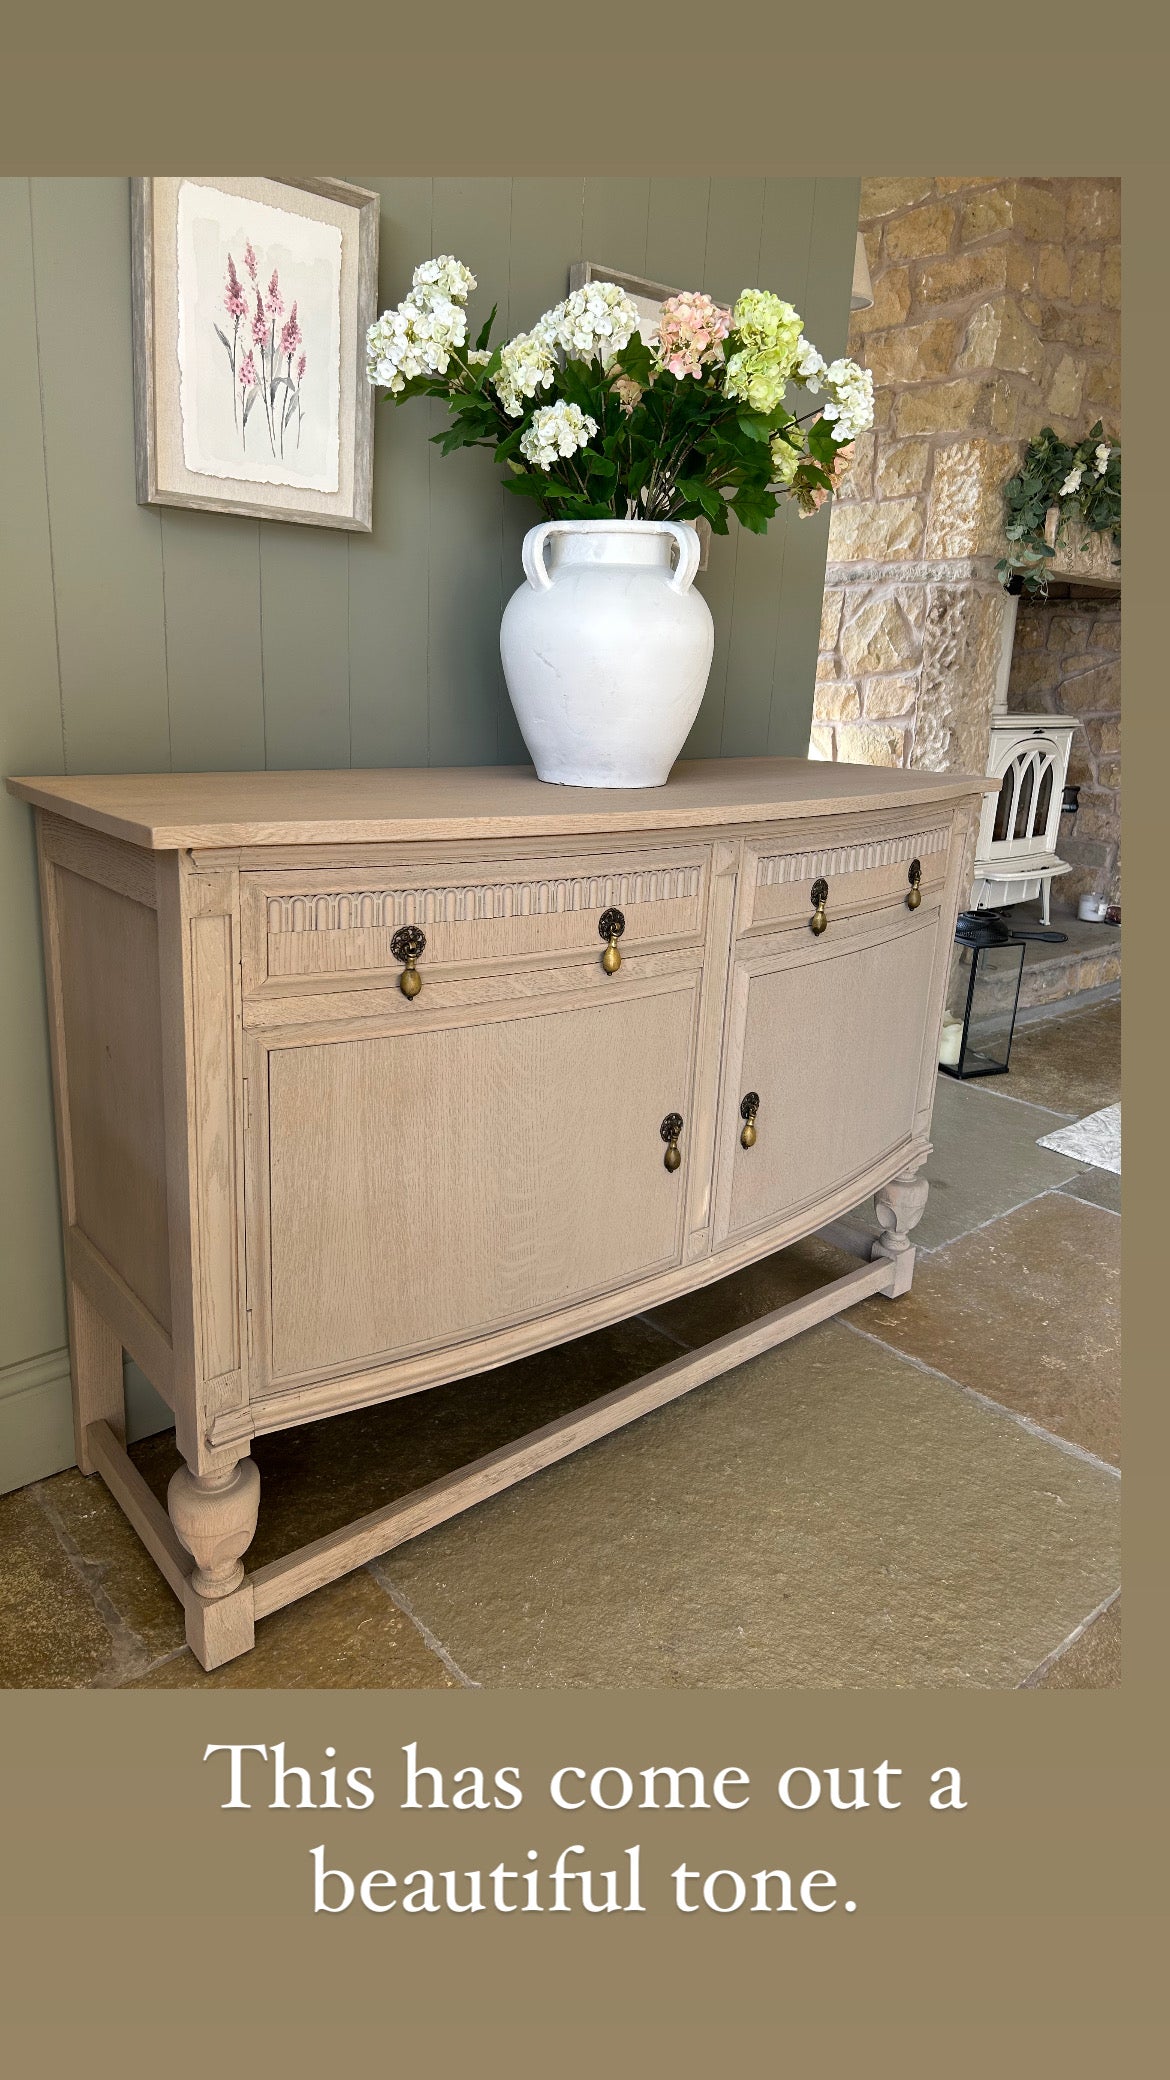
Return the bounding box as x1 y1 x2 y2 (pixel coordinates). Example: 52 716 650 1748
812 176 1121 795
1007 589 1121 910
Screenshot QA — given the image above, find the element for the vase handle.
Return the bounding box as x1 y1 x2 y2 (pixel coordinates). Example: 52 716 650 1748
521 522 558 592
521 518 702 594
664 521 701 595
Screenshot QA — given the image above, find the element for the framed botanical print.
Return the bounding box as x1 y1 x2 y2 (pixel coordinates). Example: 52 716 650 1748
131 176 379 531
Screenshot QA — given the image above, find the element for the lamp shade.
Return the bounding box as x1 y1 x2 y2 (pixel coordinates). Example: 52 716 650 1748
851 231 874 312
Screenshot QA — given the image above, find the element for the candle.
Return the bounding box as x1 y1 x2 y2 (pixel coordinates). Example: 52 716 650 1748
938 1017 964 1068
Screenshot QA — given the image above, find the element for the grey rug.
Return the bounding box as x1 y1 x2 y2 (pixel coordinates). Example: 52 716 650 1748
1037 1103 1121 1174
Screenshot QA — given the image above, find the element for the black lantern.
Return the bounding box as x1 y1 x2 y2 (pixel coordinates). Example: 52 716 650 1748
938 914 1027 1079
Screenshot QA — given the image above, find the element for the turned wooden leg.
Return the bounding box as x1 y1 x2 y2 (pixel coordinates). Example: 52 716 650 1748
168 1455 260 1598
67 1277 125 1473
871 1160 930 1296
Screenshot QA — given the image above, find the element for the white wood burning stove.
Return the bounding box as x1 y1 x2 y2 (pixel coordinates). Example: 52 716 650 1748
971 594 1079 926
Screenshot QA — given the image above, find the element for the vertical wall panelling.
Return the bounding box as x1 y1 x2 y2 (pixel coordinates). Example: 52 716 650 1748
1 173 858 1491
426 178 514 766
580 178 651 278
0 180 68 1393
162 511 265 771
347 177 434 768
29 179 172 774
258 523 352 768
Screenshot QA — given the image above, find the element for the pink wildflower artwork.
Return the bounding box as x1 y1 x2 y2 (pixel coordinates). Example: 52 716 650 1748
213 240 310 462
655 291 732 380
223 253 247 319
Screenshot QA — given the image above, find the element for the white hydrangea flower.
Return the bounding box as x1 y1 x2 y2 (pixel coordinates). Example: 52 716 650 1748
1060 465 1084 496
366 290 469 391
793 338 827 392
411 255 476 306
534 281 640 363
519 400 599 471
1094 442 1111 475
493 329 557 416
819 358 874 442
466 348 492 368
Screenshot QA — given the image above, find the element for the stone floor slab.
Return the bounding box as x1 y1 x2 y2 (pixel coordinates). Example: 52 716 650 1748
381 1320 1120 1690
856 1191 1120 1467
1030 1598 1121 1689
999 1000 1121 1117
127 1569 458 1689
0 1487 118 1688
1059 1168 1122 1215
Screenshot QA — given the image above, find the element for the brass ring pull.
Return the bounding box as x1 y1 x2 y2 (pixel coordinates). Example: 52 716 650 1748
660 1112 684 1173
906 858 923 910
739 1091 760 1149
599 907 626 974
391 924 426 998
809 877 829 935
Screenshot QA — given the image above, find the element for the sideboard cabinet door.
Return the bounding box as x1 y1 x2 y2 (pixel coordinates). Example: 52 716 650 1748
245 974 700 1392
713 911 940 1248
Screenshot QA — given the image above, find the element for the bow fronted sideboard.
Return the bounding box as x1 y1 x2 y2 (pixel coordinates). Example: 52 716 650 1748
7 759 994 1669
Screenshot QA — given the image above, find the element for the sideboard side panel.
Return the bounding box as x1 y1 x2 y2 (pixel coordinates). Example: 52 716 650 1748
44 847 173 1338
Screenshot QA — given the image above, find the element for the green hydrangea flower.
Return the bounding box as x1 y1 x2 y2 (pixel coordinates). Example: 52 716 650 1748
725 291 806 411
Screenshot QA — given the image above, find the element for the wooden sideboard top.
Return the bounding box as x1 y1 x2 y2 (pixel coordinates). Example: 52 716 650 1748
6 758 997 852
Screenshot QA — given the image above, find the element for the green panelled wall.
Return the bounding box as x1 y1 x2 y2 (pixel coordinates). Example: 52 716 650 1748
0 174 859 1489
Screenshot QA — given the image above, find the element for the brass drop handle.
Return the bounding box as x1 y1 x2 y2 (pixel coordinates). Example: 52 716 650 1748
391 924 426 998
906 858 923 909
809 877 829 935
599 907 626 974
660 1112 684 1173
740 1091 760 1149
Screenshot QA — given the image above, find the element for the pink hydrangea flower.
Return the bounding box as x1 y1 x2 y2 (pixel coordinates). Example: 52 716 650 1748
267 269 284 319
656 291 732 379
280 302 302 357
223 254 247 319
238 350 257 388
251 289 267 345
297 352 307 382
244 239 258 282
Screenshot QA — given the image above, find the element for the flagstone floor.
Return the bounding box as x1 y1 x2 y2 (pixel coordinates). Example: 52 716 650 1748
0 998 1120 1691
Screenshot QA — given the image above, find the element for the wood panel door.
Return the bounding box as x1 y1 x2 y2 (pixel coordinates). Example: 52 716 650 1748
713 910 941 1248
246 972 701 1392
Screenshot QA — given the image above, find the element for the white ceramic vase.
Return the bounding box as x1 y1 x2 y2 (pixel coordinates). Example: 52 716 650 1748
500 518 715 788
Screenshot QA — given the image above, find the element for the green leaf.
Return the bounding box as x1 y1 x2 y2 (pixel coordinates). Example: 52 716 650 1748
475 304 497 351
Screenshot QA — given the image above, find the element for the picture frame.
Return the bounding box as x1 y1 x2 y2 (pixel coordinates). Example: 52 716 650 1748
569 261 712 569
131 176 380 532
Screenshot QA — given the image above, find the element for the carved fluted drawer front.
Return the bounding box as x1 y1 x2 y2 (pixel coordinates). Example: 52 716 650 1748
242 846 710 997
743 820 950 935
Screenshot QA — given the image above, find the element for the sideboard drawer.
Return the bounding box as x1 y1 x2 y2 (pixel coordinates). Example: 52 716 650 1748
742 818 951 934
241 844 711 998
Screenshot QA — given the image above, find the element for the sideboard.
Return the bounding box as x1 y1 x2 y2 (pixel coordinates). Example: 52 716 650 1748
7 759 993 1670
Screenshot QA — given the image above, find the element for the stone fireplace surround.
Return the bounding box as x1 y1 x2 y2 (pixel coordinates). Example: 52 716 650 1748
810 177 1120 918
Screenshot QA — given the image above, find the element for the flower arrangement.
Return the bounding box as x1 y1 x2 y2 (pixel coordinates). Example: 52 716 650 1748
216 240 308 459
997 422 1121 595
366 259 873 533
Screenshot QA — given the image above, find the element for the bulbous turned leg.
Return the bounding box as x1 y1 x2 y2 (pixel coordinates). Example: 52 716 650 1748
871 1159 930 1295
168 1455 260 1598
